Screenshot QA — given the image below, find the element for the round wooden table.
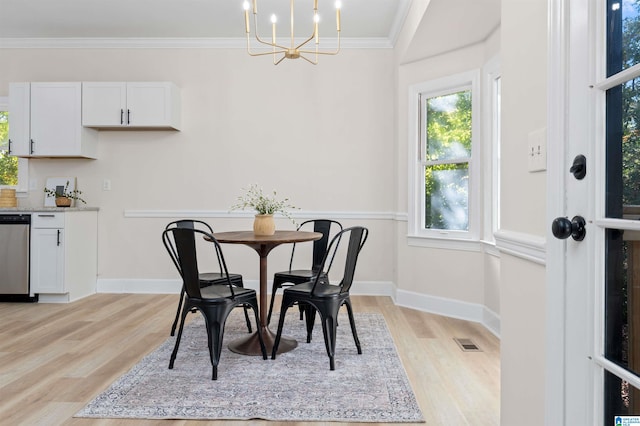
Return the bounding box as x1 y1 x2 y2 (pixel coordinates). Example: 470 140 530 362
212 230 322 356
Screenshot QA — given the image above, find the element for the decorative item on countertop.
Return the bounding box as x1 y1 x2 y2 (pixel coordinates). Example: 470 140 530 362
0 189 17 208
44 180 86 208
231 184 298 236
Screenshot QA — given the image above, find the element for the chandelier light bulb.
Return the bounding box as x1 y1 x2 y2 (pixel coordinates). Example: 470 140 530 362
242 0 342 64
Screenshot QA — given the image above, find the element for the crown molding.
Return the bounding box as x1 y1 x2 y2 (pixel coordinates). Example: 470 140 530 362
0 36 393 49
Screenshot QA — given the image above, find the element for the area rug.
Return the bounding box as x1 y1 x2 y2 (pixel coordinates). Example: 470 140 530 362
75 311 424 423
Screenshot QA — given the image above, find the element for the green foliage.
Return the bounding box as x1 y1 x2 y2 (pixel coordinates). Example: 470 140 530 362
622 7 640 206
0 111 18 186
231 184 298 223
424 91 472 230
43 180 86 203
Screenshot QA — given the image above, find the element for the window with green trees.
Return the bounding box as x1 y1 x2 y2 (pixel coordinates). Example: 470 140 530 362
424 90 472 230
0 110 18 186
409 70 479 242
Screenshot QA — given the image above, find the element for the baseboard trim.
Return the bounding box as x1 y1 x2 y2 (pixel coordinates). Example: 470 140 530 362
96 279 500 338
396 289 501 338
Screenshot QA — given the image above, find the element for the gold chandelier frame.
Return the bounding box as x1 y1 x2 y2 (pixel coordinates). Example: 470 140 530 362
243 0 341 65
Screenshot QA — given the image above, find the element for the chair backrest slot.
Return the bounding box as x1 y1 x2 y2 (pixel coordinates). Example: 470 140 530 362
310 226 368 295
290 219 343 273
162 225 236 300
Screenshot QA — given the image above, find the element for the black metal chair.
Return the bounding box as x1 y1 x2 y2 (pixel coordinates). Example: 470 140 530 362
266 219 343 325
271 226 369 370
162 226 266 380
165 219 252 335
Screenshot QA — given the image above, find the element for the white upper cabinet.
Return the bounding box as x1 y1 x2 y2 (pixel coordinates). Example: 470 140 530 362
9 82 98 159
7 82 30 157
82 82 181 130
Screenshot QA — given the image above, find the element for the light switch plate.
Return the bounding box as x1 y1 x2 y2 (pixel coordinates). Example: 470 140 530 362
103 179 111 191
528 128 547 172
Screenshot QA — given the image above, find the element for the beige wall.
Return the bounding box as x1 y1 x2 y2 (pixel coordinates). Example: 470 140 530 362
500 0 548 424
1 1 555 422
395 35 501 312
0 48 396 285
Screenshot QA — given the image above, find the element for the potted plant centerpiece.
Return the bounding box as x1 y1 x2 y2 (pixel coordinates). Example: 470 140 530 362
44 181 86 207
231 184 297 236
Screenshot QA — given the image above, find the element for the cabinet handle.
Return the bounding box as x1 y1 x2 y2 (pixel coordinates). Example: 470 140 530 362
37 214 55 217
120 108 124 125
127 109 131 125
30 139 34 154
7 138 12 155
57 229 61 246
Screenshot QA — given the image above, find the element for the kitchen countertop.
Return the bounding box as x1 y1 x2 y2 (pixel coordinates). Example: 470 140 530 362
0 207 100 212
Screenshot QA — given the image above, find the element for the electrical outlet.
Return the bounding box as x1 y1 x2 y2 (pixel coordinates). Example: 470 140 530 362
528 128 547 172
103 179 111 191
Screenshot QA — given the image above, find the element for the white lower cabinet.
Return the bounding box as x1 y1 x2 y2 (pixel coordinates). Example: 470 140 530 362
30 210 98 302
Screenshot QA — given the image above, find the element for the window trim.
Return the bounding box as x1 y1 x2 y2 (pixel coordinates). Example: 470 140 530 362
408 69 481 242
482 55 501 244
0 96 29 194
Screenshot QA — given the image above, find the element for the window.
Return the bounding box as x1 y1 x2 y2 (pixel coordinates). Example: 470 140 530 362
408 70 480 244
0 97 28 192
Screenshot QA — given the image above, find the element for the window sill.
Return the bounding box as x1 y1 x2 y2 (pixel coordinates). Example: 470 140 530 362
407 235 482 252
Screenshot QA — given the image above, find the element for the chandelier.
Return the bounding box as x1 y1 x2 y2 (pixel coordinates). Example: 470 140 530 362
242 0 342 65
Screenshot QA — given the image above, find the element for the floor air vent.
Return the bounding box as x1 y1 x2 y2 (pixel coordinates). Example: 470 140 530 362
454 338 482 352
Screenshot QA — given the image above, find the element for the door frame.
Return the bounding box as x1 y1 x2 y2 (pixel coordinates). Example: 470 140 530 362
546 0 595 423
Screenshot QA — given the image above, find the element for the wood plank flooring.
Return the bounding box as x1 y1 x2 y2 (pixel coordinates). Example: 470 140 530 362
0 294 500 425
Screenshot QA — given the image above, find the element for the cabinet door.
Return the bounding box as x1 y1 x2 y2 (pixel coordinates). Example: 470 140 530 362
126 82 180 128
31 228 65 294
8 82 32 156
30 83 83 156
82 82 127 127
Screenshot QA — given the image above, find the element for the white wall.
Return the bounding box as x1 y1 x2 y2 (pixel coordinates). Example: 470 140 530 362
0 48 396 290
500 0 548 424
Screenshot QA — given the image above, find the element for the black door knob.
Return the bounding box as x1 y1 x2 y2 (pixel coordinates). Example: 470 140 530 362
552 216 586 241
569 154 587 180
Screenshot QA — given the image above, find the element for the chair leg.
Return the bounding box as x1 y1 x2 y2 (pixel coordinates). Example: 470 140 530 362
344 300 362 354
170 287 186 336
242 305 253 333
271 303 291 360
250 302 268 360
319 312 339 371
304 306 316 343
204 319 223 380
201 304 235 381
266 281 280 325
169 302 190 369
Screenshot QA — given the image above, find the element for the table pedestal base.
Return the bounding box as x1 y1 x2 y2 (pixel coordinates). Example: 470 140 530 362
228 326 297 356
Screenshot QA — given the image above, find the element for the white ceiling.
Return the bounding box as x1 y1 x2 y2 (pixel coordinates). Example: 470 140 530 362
0 0 500 59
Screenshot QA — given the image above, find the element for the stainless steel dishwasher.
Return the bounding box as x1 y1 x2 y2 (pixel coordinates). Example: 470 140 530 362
0 214 36 302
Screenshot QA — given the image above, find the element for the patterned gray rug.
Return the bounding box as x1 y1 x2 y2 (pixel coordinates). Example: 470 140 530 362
76 311 424 423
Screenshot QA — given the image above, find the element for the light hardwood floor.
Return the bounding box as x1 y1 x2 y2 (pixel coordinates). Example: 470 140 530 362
0 294 500 425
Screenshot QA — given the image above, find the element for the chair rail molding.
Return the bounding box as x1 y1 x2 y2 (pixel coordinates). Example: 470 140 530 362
494 229 546 265
123 209 400 221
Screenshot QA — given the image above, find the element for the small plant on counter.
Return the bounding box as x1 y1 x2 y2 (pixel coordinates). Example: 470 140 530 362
231 183 297 223
43 180 86 204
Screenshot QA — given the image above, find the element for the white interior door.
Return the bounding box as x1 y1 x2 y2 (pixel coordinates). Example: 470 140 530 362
550 0 640 423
